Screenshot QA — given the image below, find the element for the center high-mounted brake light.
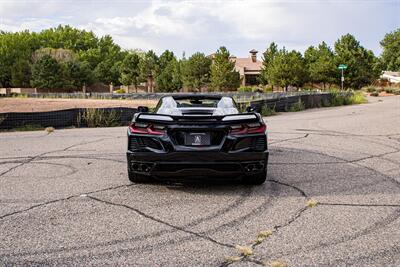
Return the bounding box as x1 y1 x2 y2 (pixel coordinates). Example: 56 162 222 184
230 123 266 135
129 122 166 135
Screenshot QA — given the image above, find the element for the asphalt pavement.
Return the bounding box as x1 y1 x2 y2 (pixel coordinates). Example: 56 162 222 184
0 96 399 266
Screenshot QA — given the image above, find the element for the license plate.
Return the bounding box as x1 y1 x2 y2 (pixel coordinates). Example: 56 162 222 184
185 133 210 146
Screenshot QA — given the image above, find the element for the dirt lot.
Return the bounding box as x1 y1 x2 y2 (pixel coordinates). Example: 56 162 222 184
0 98 158 113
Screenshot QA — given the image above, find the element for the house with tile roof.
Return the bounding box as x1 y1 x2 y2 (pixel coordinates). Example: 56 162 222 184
209 49 263 86
231 49 263 86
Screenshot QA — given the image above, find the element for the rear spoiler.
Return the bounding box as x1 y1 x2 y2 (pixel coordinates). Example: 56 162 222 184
135 113 259 124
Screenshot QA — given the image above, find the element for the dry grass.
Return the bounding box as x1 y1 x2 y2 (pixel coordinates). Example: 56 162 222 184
255 230 273 244
224 256 242 263
45 127 55 133
306 199 319 208
265 260 287 267
235 245 253 256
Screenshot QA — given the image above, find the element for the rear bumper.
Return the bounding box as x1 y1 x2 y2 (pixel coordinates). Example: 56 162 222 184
127 151 269 178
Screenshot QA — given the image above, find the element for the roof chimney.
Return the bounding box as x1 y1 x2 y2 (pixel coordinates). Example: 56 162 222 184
249 49 258 62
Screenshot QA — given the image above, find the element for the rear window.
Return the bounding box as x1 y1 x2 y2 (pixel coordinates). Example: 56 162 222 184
174 98 220 108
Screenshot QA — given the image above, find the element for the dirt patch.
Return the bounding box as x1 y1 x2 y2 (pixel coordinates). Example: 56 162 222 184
0 98 158 113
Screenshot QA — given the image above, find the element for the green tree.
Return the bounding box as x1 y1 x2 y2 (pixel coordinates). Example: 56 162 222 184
334 34 378 89
268 48 308 91
210 46 240 91
30 55 63 89
119 53 141 92
62 60 93 89
11 59 31 87
155 50 181 92
260 42 278 85
304 42 336 89
181 52 211 90
94 60 120 85
139 50 159 92
0 30 39 87
379 28 400 71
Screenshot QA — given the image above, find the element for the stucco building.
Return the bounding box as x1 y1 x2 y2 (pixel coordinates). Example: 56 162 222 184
231 49 263 86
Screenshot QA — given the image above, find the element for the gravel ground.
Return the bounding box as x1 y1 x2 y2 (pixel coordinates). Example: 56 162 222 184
0 96 399 266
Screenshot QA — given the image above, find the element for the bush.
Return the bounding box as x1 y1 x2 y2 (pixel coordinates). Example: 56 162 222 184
288 99 305 112
348 91 367 104
384 88 400 94
261 105 276 116
114 88 126 94
237 86 253 92
82 109 120 127
328 90 367 106
365 87 376 93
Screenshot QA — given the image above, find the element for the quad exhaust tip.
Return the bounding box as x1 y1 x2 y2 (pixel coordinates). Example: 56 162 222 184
243 162 264 173
131 162 153 173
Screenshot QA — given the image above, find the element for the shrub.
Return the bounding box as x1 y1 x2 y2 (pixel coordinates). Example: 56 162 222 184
288 99 305 112
329 90 346 106
348 91 367 104
330 90 367 105
237 86 253 92
82 109 120 127
261 105 276 116
114 88 126 94
365 87 376 93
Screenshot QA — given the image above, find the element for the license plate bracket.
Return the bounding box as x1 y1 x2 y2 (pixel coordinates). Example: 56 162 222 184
184 133 210 146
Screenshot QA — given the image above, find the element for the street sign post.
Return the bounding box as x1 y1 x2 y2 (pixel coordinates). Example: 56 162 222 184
338 64 348 90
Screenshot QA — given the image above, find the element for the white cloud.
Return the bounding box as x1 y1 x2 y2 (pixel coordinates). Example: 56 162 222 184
0 0 398 56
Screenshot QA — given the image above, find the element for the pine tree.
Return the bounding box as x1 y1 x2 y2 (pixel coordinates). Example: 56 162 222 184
210 46 240 91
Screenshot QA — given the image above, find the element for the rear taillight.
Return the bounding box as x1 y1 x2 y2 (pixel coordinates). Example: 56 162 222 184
129 123 165 135
230 123 266 135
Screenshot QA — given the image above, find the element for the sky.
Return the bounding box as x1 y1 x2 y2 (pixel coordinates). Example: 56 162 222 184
0 0 399 58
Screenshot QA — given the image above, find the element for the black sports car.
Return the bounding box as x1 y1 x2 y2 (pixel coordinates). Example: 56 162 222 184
126 94 268 184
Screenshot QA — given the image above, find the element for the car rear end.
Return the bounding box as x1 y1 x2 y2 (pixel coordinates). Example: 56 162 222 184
126 112 268 183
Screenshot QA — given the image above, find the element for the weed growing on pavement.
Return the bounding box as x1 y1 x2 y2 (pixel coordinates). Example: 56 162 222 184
224 256 242 263
255 230 273 244
306 199 319 208
235 245 253 256
266 260 287 267
45 126 55 133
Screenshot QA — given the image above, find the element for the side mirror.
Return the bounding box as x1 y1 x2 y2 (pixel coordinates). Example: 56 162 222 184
246 106 255 113
138 106 149 113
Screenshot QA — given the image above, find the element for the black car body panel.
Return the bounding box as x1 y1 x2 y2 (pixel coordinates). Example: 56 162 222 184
127 94 268 182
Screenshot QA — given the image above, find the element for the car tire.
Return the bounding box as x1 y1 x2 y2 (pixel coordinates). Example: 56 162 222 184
128 171 153 183
243 171 267 185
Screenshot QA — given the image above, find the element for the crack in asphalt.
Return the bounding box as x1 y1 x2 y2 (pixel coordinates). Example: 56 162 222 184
268 147 400 166
86 195 235 249
319 202 400 208
1 188 280 264
219 179 311 267
268 133 309 145
0 183 133 220
2 110 400 266
0 137 113 178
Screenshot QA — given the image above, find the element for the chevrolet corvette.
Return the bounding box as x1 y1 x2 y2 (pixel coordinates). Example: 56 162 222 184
127 94 268 184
